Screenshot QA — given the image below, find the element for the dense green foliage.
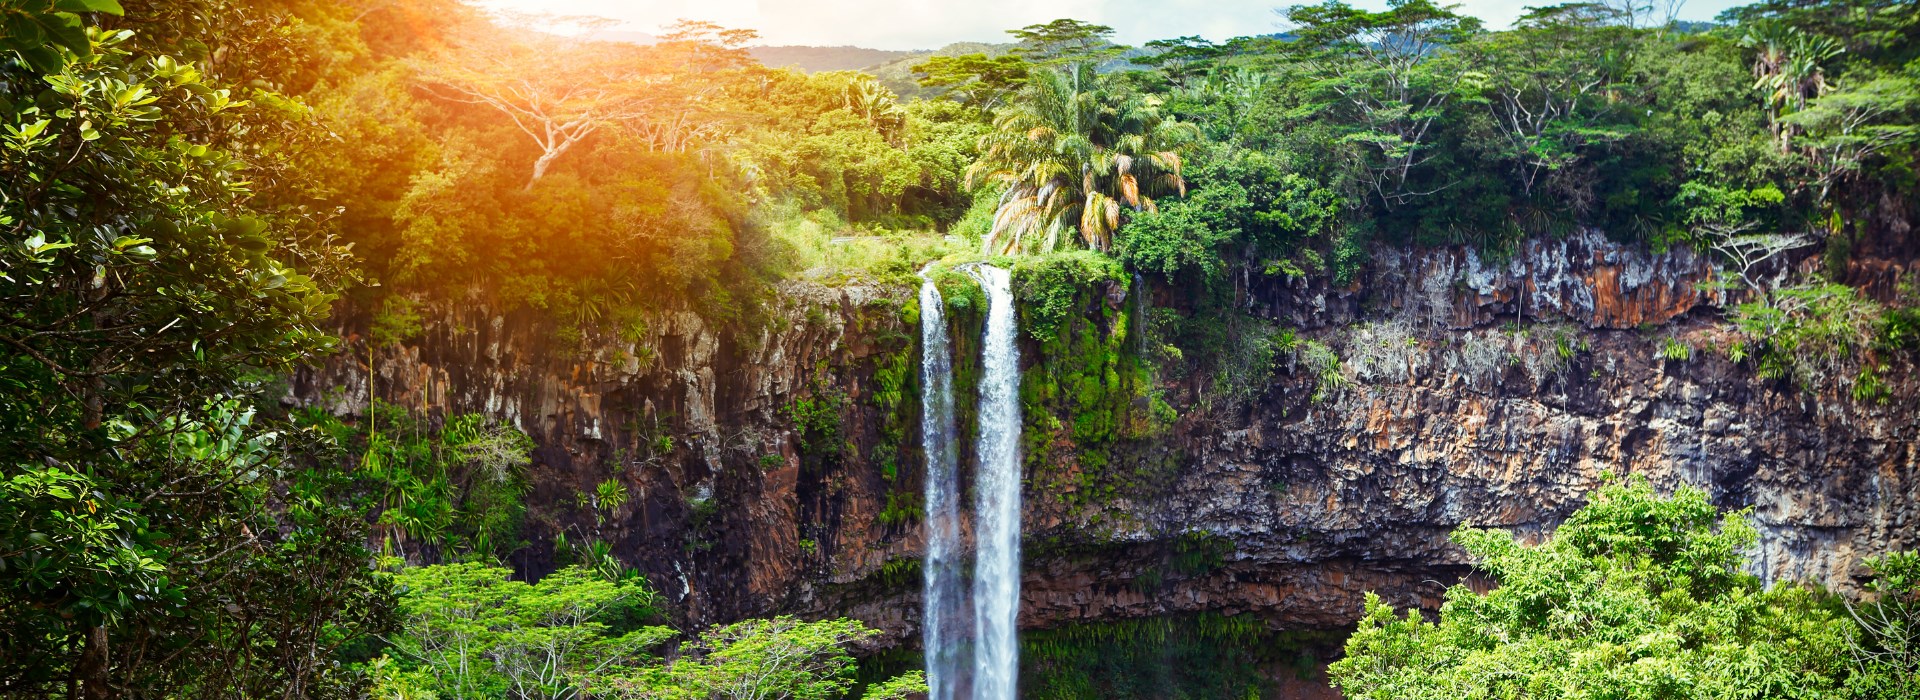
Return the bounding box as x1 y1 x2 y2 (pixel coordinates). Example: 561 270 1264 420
1330 480 1916 699
302 403 535 561
374 562 925 699
374 563 669 698
968 63 1198 253
292 5 991 327
0 2 388 695
2 0 1917 695
907 1 1920 402
0 2 952 695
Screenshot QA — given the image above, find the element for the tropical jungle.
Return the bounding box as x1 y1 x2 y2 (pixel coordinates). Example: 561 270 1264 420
0 0 1917 697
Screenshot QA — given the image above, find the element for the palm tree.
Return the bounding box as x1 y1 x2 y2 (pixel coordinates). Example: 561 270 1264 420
823 71 909 146
966 64 1197 254
1741 24 1844 151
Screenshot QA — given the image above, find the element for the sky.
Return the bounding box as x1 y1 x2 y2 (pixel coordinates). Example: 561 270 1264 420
472 0 1756 51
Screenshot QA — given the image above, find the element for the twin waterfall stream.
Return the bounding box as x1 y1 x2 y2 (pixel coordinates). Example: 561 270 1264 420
919 265 1022 700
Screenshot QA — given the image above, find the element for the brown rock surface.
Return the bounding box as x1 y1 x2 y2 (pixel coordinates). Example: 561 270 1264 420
292 236 1919 654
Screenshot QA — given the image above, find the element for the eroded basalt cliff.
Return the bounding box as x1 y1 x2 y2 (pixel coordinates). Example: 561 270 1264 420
292 231 1918 653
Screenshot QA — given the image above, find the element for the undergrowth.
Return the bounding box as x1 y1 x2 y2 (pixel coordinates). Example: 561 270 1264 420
1730 278 1920 403
298 401 533 562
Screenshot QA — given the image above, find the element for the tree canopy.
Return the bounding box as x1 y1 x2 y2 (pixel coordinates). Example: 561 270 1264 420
0 0 1916 696
1330 480 1913 699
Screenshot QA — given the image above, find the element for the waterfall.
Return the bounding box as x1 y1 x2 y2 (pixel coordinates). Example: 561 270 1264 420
1132 271 1148 358
966 264 1022 700
918 272 966 700
920 264 1023 700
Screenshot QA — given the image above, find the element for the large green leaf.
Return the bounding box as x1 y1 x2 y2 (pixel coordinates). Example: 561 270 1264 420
2 7 87 70
51 0 122 14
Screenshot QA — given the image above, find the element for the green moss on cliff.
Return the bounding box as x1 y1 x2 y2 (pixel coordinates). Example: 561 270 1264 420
787 379 848 464
1012 254 1178 520
866 296 917 483
938 270 988 465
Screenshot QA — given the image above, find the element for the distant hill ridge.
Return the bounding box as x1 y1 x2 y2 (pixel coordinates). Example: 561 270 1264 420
862 42 1015 98
747 41 1020 98
588 32 1156 100
747 45 919 73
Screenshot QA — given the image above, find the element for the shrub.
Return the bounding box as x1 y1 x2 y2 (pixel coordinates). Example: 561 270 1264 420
1296 339 1347 402
1730 281 1914 402
1450 330 1510 387
1346 319 1419 384
1332 480 1853 699
371 295 426 348
1012 251 1129 344
1212 320 1296 407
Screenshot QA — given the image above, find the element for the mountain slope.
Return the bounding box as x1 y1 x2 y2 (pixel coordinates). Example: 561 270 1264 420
748 45 918 73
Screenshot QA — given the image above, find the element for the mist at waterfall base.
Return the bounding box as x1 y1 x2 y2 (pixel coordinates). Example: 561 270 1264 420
919 265 1023 700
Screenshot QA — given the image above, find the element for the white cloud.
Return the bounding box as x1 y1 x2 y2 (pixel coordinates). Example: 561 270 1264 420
471 0 1750 49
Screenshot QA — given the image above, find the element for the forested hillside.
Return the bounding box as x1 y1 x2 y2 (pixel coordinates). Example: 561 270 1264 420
1 0 1916 697
748 45 919 74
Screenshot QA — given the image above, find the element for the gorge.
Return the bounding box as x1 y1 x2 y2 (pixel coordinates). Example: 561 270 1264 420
290 230 1919 692
6 1 1918 696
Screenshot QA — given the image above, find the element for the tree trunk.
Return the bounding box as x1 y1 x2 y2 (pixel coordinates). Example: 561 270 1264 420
525 131 589 191
73 626 111 700
525 149 559 191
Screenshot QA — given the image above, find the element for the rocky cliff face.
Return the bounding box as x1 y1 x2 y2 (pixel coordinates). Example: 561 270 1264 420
292 231 1918 653
296 282 923 627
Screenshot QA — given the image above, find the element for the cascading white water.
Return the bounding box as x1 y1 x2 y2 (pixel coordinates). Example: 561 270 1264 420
1132 271 1148 358
966 264 1022 700
918 272 966 700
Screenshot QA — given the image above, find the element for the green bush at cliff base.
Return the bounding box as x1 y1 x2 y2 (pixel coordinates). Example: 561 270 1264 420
372 562 929 699
1330 479 1884 699
1845 550 1920 699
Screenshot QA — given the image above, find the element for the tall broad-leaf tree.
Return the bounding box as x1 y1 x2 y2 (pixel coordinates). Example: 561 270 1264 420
913 53 1031 111
968 64 1198 253
1781 73 1920 211
1740 23 1845 151
1472 3 1638 200
1135 36 1231 88
1007 18 1125 68
1278 0 1484 208
411 29 662 188
0 6 385 697
629 20 762 154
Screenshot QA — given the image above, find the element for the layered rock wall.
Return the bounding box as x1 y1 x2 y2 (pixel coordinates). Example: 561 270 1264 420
292 233 1919 645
